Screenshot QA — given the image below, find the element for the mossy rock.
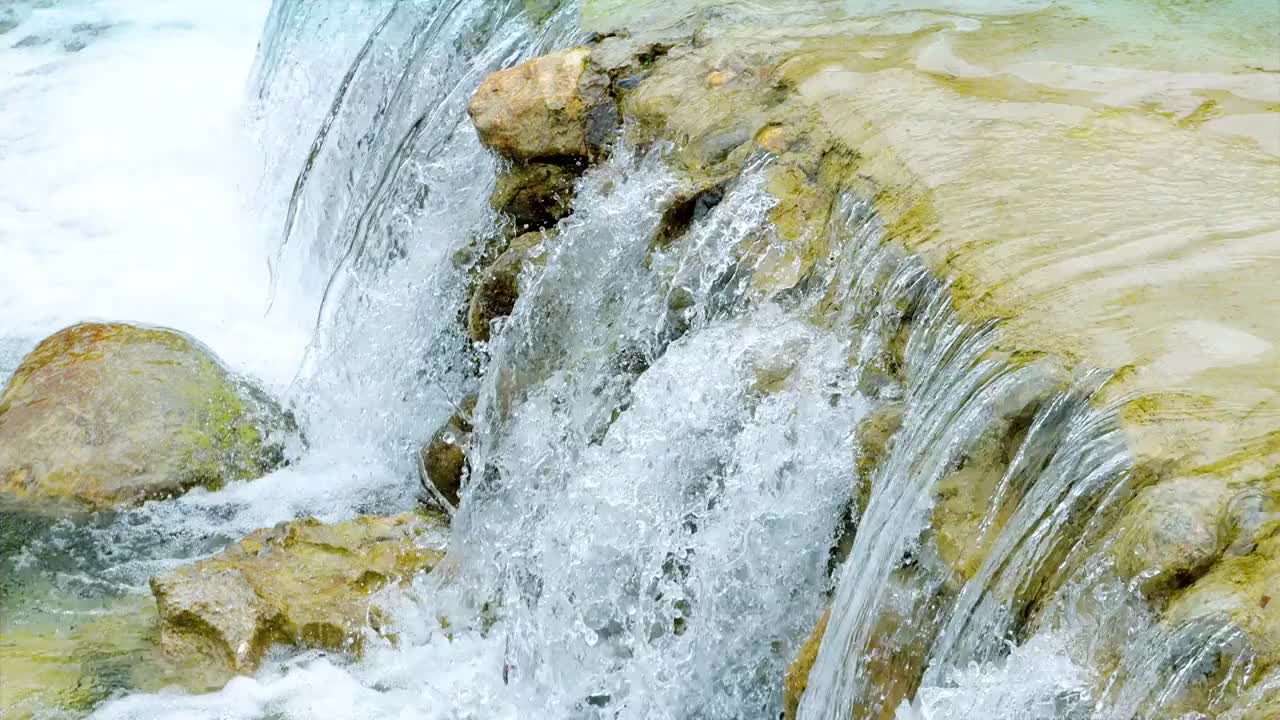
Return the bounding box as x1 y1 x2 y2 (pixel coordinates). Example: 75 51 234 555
0 323 296 512
0 593 190 718
1165 530 1280 676
467 231 551 343
151 511 449 678
784 607 829 719
492 161 582 232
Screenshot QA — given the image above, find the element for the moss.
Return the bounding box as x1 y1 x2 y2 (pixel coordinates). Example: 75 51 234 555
783 607 829 719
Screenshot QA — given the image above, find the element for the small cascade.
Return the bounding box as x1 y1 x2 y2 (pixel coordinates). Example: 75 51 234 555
452 147 856 717
3 1 1272 719
248 0 585 460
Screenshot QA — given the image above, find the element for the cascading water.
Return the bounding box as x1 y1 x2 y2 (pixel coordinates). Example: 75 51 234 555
3 0 1274 719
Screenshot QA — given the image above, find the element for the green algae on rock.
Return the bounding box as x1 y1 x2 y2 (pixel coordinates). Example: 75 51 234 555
0 322 297 512
0 594 159 717
784 607 830 719
151 511 449 678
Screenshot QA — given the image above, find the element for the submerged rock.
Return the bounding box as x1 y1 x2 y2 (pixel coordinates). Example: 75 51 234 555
419 395 476 509
0 323 295 512
151 512 448 676
0 594 164 717
468 48 616 162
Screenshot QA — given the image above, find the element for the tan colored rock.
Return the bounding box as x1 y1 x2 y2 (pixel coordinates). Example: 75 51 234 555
468 48 615 162
491 161 581 231
151 512 448 676
467 230 550 343
0 323 295 512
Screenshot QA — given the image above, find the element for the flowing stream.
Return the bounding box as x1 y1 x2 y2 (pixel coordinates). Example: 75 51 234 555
1 0 1275 719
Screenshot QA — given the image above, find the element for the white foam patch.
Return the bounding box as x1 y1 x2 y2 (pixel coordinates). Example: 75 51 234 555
903 633 1094 720
0 0 307 387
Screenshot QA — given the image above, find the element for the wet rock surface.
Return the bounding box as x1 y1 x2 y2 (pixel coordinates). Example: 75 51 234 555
0 322 295 512
151 511 448 677
491 161 581 232
467 230 551 343
419 395 476 510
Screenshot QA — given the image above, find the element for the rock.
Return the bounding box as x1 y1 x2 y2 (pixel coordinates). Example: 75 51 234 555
590 36 671 82
653 180 727 248
784 607 829 719
0 323 295 512
419 395 476 509
1221 667 1280 719
855 402 906 491
468 48 616 162
467 230 550 343
1110 476 1234 601
151 512 448 676
491 161 581 231
928 362 1068 583
1164 531 1280 676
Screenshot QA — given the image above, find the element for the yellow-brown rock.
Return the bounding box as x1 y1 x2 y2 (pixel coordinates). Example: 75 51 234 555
784 607 829 719
468 48 615 161
0 323 295 512
151 511 448 676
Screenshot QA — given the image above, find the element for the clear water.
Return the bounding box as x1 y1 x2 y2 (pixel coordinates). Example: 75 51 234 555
0 0 1273 719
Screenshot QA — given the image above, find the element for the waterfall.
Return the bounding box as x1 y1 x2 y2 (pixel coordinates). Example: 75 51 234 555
4 1 1270 718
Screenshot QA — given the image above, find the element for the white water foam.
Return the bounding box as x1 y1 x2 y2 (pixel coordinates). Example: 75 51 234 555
0 0 307 385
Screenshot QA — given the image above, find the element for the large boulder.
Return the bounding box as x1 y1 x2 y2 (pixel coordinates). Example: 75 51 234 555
0 323 295 511
468 48 616 162
151 511 448 676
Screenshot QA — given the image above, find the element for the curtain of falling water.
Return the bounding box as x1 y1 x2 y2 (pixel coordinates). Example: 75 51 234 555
249 0 587 459
796 207 1247 719
445 148 864 718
